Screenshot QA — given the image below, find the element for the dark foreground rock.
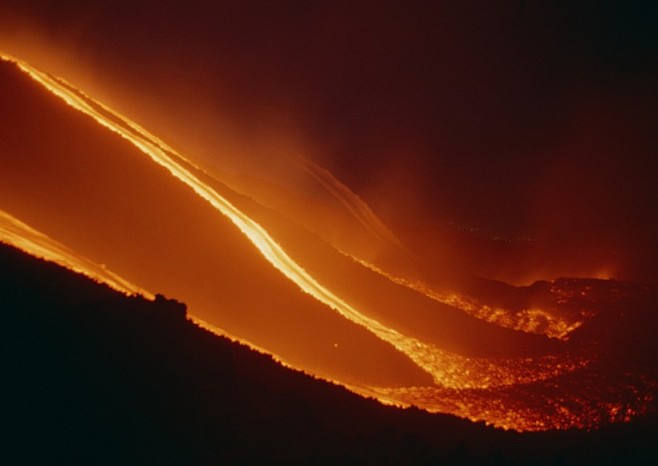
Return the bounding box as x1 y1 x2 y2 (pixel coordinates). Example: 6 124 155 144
1 243 656 465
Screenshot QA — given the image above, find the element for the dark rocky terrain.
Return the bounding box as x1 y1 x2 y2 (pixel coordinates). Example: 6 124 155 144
1 242 656 465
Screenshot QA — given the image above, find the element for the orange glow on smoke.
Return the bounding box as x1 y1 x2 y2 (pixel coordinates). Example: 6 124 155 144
1 53 656 432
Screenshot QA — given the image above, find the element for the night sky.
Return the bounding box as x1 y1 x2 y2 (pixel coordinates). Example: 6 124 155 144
1 1 657 283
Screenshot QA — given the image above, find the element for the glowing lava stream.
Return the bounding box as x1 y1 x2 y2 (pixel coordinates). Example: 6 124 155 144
0 209 152 298
0 212 401 423
0 207 301 369
0 53 586 390
346 255 584 341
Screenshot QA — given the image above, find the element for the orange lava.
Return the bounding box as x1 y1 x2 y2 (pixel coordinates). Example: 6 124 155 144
1 52 656 432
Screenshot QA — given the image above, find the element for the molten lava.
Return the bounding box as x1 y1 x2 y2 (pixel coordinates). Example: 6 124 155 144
0 209 150 298
1 53 656 431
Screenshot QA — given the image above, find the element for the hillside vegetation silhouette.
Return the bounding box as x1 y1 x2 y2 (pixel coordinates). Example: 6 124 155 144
1 243 656 465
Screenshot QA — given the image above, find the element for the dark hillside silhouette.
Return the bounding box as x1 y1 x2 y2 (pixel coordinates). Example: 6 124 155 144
1 242 656 465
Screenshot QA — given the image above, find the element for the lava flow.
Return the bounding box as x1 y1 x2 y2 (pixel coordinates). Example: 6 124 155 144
1 53 656 431
0 209 150 298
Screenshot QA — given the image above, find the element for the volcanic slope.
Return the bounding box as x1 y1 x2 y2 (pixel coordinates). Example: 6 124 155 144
2 56 658 431
2 242 658 465
0 58 430 388
0 56 568 386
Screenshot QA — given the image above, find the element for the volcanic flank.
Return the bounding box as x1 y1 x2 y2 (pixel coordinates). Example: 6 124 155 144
1 53 657 436
0 55 433 389
2 242 658 465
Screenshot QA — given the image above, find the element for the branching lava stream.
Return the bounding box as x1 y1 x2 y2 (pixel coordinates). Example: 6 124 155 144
1 53 656 431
